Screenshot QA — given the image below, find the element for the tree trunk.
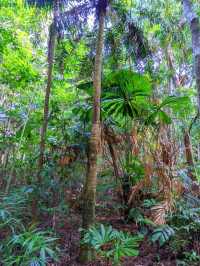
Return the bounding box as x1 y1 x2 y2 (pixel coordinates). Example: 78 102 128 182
38 1 59 181
103 125 121 180
183 0 200 113
165 44 179 90
108 142 121 180
182 0 200 181
79 9 105 263
184 130 196 180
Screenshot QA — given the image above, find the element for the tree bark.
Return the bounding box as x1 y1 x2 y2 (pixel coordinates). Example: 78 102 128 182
38 1 59 181
184 130 196 180
103 125 121 180
108 142 121 180
183 0 200 113
79 9 105 263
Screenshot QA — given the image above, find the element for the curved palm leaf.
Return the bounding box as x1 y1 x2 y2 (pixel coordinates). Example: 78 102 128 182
77 70 152 119
102 70 152 118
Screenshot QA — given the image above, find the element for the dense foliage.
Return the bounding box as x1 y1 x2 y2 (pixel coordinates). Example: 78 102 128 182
1 0 200 265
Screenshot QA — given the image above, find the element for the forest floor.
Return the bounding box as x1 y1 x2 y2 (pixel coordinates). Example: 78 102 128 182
57 214 177 266
43 191 178 266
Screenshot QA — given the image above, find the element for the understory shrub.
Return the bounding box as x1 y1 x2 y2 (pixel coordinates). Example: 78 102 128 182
2 226 59 266
0 188 60 266
82 223 143 265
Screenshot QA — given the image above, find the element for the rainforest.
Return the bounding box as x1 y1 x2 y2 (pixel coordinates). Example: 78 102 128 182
1 0 200 265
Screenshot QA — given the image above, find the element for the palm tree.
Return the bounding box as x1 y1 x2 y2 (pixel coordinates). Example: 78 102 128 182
79 0 108 262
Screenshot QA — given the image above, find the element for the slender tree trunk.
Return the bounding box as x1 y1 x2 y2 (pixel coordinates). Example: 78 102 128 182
165 44 179 90
38 1 59 181
165 45 179 141
108 142 121 180
182 0 200 181
103 125 121 180
183 0 200 113
79 9 105 263
198 143 200 161
184 130 196 180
